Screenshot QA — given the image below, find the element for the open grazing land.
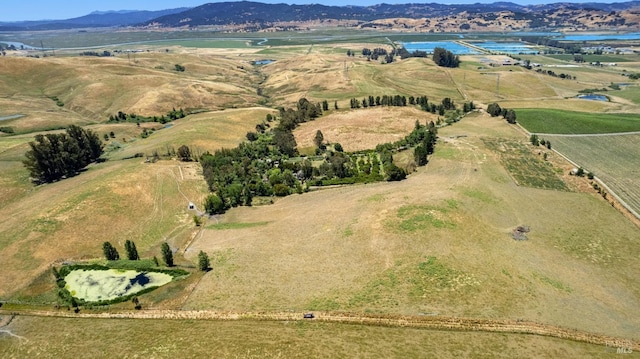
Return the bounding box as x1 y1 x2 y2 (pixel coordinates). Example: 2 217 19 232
1 11 640 357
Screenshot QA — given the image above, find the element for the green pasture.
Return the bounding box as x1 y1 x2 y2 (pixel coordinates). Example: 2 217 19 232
612 85 640 105
482 137 569 191
516 109 640 134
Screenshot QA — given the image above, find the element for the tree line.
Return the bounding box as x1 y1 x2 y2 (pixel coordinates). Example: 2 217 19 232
359 47 396 63
23 125 103 183
535 68 575 80
108 108 186 124
349 94 474 117
487 103 517 124
102 240 209 271
79 51 111 57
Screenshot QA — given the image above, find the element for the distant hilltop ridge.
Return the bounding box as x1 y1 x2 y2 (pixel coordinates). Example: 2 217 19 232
2 1 640 32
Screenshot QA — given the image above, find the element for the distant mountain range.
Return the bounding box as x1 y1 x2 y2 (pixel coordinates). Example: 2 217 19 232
1 1 640 31
0 8 190 31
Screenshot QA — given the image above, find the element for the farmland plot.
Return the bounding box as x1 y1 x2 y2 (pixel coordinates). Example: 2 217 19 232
545 133 640 216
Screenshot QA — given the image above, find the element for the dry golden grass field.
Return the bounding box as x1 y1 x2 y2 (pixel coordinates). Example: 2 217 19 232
1 39 640 357
3 315 632 359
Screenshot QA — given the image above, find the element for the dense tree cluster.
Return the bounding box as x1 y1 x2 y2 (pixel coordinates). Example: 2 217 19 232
361 47 396 63
199 97 452 214
396 48 429 59
79 51 111 57
432 47 460 68
23 125 103 183
201 98 324 214
487 103 517 124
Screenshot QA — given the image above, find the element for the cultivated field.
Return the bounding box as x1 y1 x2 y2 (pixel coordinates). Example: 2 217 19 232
1 31 640 356
515 107 640 218
544 133 640 217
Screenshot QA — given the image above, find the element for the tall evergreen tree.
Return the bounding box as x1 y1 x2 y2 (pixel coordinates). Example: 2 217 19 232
314 130 324 148
125 240 139 260
198 250 210 272
161 242 174 267
504 109 517 124
102 241 120 261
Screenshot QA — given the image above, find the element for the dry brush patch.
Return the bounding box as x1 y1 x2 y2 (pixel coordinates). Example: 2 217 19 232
294 106 437 152
0 54 263 130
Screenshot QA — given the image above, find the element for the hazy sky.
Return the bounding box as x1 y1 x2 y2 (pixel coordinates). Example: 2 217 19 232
1 0 621 22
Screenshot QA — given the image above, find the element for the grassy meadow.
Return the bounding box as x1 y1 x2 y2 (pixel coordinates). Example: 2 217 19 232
183 114 640 340
1 33 640 355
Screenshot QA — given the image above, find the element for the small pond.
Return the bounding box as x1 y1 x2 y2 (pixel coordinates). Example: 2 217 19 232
65 269 173 302
253 59 274 65
577 94 608 101
0 114 24 121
